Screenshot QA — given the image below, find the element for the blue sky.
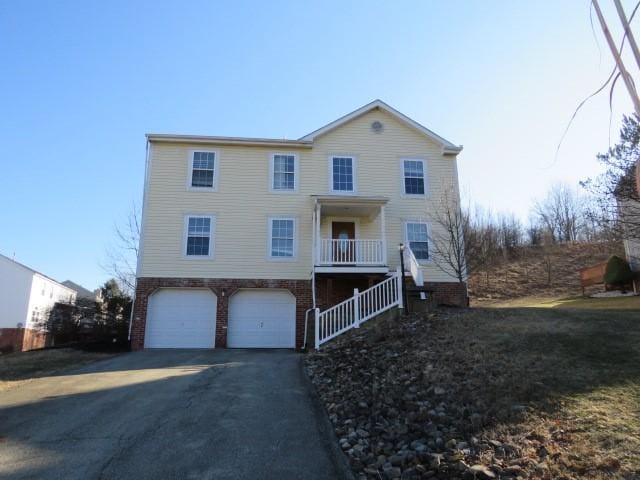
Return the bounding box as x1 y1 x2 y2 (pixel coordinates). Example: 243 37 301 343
0 1 635 289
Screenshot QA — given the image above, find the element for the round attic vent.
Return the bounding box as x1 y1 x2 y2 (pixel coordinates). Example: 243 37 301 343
371 121 383 133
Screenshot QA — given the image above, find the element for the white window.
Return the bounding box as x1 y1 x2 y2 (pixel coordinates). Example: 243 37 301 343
402 159 426 195
188 151 217 189
184 215 214 257
271 154 297 192
405 222 430 260
269 217 296 259
330 156 356 193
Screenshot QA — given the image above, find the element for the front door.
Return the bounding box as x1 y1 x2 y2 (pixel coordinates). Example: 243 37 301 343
332 222 356 264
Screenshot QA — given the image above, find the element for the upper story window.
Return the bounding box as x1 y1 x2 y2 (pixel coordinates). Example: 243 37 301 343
331 156 355 193
271 154 297 192
185 215 214 257
269 217 296 259
402 159 426 195
189 151 217 189
405 222 430 260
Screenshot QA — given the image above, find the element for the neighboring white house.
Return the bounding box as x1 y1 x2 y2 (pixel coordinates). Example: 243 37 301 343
131 100 465 351
0 253 77 352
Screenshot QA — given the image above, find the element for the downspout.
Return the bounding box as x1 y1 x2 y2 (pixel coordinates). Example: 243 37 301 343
303 206 318 350
128 139 151 342
311 202 318 309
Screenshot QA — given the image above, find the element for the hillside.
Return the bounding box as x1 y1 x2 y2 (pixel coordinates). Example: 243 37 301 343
468 241 625 304
306 307 640 479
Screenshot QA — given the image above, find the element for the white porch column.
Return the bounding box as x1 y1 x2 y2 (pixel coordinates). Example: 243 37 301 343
380 205 387 265
315 203 322 265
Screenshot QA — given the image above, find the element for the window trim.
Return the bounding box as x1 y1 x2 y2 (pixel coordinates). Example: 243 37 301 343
328 155 357 195
400 158 427 197
267 216 298 261
182 214 216 259
269 153 299 193
187 149 219 191
403 220 431 263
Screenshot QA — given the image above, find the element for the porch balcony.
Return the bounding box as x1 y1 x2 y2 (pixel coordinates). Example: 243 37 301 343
312 195 389 273
318 238 385 265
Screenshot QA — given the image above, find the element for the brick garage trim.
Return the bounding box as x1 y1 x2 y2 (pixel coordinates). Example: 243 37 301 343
131 278 313 351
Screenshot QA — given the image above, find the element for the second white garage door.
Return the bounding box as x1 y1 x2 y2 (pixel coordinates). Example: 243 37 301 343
227 289 296 348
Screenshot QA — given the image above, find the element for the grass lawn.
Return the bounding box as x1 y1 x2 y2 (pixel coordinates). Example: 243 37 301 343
472 306 640 478
307 304 640 479
0 348 115 391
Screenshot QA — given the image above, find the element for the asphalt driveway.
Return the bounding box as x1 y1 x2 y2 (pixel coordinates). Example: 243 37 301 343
0 350 351 479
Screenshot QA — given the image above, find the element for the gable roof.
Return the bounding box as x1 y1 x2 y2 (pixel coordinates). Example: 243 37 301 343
145 134 312 148
0 253 76 293
299 99 463 154
147 100 462 154
62 280 96 298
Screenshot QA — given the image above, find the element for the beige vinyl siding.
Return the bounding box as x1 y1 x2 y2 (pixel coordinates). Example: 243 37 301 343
140 108 461 282
141 144 313 279
310 109 460 282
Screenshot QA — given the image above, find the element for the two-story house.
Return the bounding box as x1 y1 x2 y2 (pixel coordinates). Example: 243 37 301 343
131 100 465 350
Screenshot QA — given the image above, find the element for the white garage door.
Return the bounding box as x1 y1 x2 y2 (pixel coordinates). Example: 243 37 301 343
228 290 296 348
145 289 217 348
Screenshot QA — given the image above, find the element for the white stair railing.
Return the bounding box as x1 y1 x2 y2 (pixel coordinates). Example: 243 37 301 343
315 268 403 349
403 245 424 286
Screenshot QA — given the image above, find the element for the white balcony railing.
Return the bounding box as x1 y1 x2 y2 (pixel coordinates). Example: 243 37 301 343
318 238 386 265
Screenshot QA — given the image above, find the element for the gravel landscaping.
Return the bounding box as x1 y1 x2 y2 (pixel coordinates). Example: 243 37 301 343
305 307 640 479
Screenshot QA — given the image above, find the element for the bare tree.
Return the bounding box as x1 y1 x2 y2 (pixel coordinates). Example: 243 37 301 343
428 186 469 305
497 212 523 259
533 183 585 243
526 217 544 246
581 195 622 243
102 204 141 294
541 252 554 286
464 205 500 279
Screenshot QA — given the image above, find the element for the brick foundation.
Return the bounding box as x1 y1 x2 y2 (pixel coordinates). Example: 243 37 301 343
0 328 48 353
315 276 468 309
421 281 469 307
21 329 48 351
131 276 466 351
315 276 373 310
131 277 313 351
0 328 24 353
